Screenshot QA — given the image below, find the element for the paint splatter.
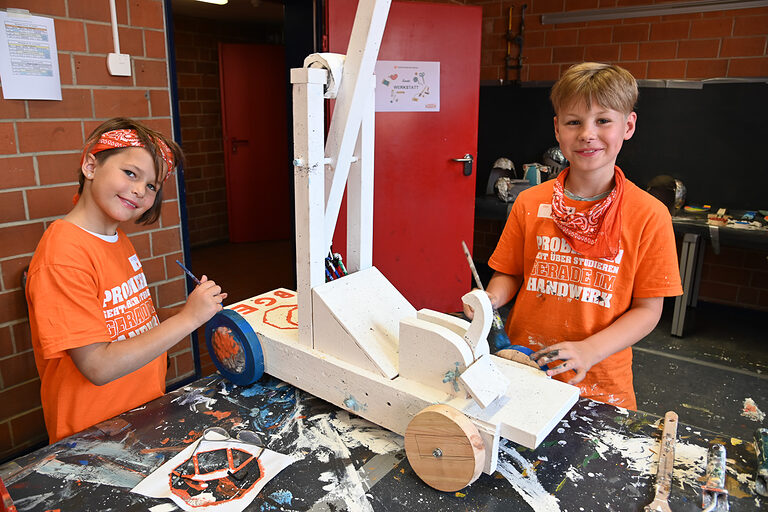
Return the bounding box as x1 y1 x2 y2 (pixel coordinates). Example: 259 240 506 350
12 493 56 510
741 398 765 422
443 362 461 392
578 426 708 489
171 387 217 412
282 408 403 511
681 403 714 415
203 410 232 420
268 489 293 506
343 395 366 412
496 442 561 512
328 412 403 455
564 465 583 483
148 503 177 512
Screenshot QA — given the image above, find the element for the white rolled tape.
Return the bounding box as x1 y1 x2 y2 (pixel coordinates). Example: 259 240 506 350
303 52 346 99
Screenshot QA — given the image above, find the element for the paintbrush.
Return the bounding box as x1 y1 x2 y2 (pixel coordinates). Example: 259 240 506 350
461 241 512 353
175 259 201 285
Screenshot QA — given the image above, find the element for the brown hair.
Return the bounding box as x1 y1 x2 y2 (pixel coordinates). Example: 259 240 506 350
550 62 638 116
77 118 184 225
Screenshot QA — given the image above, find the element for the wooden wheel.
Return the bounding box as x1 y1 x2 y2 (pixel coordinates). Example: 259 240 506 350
404 404 485 492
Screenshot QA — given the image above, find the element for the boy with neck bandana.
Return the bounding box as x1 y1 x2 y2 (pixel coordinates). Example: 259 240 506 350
471 63 682 409
26 118 227 442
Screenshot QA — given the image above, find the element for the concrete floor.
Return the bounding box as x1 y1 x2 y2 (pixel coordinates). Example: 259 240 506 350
191 241 768 441
634 300 767 441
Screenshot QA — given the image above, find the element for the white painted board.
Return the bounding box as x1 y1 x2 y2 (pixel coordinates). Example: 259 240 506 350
312 267 415 379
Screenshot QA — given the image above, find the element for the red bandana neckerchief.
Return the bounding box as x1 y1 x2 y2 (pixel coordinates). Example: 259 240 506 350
550 166 624 259
81 129 175 182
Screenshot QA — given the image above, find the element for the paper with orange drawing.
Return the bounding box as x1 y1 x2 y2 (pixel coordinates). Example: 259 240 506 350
131 431 295 512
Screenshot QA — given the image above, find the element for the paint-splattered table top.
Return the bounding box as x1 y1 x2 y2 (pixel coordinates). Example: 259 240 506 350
1 374 763 511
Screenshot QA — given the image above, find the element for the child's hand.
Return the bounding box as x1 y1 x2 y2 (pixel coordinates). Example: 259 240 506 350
462 290 496 320
181 275 227 326
531 341 599 384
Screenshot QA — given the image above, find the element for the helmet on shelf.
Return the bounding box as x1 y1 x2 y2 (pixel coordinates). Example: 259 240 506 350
542 146 568 177
647 175 686 213
486 157 516 195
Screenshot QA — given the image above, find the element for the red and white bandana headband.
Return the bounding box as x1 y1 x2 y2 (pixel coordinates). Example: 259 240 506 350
550 166 624 259
82 129 175 182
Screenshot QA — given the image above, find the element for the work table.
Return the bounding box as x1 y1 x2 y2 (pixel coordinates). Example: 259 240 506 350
1 374 763 511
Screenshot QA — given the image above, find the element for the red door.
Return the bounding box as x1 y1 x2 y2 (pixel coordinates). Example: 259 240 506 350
328 0 482 312
219 43 291 242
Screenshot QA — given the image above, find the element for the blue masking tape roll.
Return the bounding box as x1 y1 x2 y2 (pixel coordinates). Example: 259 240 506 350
205 309 264 386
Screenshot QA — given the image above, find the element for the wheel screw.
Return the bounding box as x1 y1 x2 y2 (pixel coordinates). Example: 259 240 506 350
433 448 443 458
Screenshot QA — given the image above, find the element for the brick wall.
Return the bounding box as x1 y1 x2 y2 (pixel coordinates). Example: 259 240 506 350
171 14 281 247
697 245 768 310
0 0 194 463
472 0 767 81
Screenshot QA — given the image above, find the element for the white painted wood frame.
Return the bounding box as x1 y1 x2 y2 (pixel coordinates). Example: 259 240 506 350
346 73 376 273
290 67 328 348
324 0 392 251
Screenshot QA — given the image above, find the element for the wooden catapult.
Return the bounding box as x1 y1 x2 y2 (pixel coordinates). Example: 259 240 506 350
206 0 578 492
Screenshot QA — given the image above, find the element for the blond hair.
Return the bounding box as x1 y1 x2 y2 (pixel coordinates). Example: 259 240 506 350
550 62 638 116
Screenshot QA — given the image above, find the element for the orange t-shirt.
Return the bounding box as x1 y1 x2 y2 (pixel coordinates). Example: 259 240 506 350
26 220 166 442
488 178 682 409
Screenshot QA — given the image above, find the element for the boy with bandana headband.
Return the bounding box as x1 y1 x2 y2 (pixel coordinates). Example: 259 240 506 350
26 118 227 442
467 63 682 409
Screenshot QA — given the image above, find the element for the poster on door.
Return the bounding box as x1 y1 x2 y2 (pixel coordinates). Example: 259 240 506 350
374 61 439 112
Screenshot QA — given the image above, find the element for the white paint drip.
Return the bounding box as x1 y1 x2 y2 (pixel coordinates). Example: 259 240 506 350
186 491 216 506
12 491 56 510
171 389 217 411
34 458 145 489
18 438 162 491
741 397 765 422
579 428 708 489
497 442 561 512
301 415 373 512
272 403 405 511
564 465 583 482
148 503 178 512
328 411 404 454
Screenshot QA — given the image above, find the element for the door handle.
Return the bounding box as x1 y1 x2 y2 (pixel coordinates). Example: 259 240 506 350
452 154 473 176
231 137 249 154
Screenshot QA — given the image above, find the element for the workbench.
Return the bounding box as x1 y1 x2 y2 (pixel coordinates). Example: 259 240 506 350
671 211 768 337
1 374 763 511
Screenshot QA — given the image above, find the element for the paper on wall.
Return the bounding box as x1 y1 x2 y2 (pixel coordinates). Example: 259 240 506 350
374 60 439 113
0 9 62 100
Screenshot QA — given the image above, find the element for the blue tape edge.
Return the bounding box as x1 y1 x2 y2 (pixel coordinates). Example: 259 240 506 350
205 309 264 386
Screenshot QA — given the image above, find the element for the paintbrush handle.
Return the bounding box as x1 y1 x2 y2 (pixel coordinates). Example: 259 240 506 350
461 241 485 291
461 240 507 332
175 259 201 285
462 240 504 327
